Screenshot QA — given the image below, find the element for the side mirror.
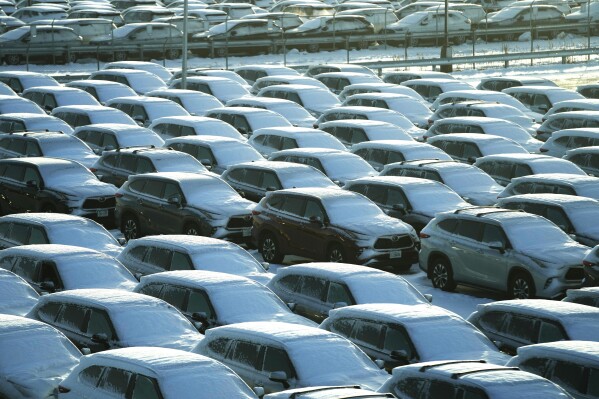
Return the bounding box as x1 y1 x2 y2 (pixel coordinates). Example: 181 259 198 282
392 203 407 214
424 293 433 303
199 158 213 167
488 240 505 253
134 272 143 281
390 349 409 361
253 387 265 397
26 180 39 189
117 237 127 246
269 371 289 388
309 215 323 226
91 333 108 343
374 359 385 369
286 302 296 311
40 281 56 292
261 261 270 271
333 301 347 309
467 156 477 163
167 195 181 206
81 347 92 355
266 186 277 192
192 312 208 323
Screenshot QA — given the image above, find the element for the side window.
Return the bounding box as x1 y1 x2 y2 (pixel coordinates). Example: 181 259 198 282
261 171 281 190
98 367 133 398
170 252 193 271
186 289 213 318
383 325 414 359
513 163 533 178
144 247 172 270
128 245 148 261
519 357 550 377
326 282 354 305
266 194 285 210
479 311 507 333
229 341 263 369
352 320 384 349
37 301 62 323
537 320 567 343
505 315 537 343
394 377 426 398
11 256 39 281
481 224 508 247
455 220 483 241
78 365 104 388
331 317 355 336
587 368 599 397
56 304 87 332
29 226 48 244
544 207 572 232
138 283 163 298
280 196 305 217
298 276 327 300
128 179 146 194
160 285 187 310
207 337 231 357
437 218 458 233
513 182 534 195
428 380 457 399
303 199 325 221
262 346 296 378
131 375 161 399
551 360 586 395
86 309 115 340
8 223 30 245
136 158 155 174
277 274 300 291
141 180 164 198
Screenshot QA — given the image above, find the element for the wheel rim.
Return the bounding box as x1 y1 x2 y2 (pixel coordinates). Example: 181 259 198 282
308 44 318 52
262 237 277 262
329 248 344 262
124 219 137 239
512 278 530 299
186 226 199 235
432 263 448 288
6 54 19 65
115 52 127 61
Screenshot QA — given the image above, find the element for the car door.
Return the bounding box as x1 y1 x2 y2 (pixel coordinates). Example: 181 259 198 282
230 168 265 202
477 223 511 291
53 302 90 350
134 178 166 234
34 260 64 294
260 345 297 393
272 194 308 254
494 313 539 354
224 340 265 389
450 219 485 285
0 162 27 212
293 275 328 322
122 245 156 277
82 307 118 352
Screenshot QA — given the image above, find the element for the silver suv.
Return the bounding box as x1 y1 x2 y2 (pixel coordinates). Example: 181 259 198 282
418 207 589 299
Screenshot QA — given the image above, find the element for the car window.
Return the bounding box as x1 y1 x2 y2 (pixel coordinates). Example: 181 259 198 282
161 285 187 310
551 360 586 396
11 256 38 281
131 375 161 399
56 303 87 332
186 289 214 318
456 219 483 241
537 320 567 343
394 377 427 398
261 171 281 190
141 180 165 197
505 315 536 343
37 301 62 323
144 247 172 270
138 282 163 298
326 281 353 305
86 309 115 340
262 346 296 378
479 311 507 333
437 218 459 233
519 357 551 376
170 251 193 271
276 274 301 291
228 340 262 369
79 365 104 388
298 276 326 300
304 199 325 220
331 317 355 336
352 320 384 349
481 224 508 246
98 367 133 398
429 380 457 399
384 325 415 359
280 196 305 217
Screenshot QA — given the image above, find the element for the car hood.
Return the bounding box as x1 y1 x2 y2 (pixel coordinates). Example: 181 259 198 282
336 215 412 237
5 374 63 398
520 244 590 265
456 188 501 206
188 197 255 216
304 370 389 392
52 180 117 198
62 153 99 169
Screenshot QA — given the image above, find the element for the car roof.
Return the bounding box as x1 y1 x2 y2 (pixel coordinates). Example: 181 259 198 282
38 288 164 310
277 262 391 281
271 147 346 156
550 128 599 138
0 156 76 167
128 234 240 254
546 110 599 119
330 303 453 324
6 131 67 140
140 270 253 290
106 96 176 105
166 135 240 145
231 160 314 172
22 85 87 94
274 187 353 199
254 126 327 137
319 119 398 129
499 193 599 208
0 212 95 226
327 106 394 115
347 175 445 189
476 299 599 320
0 313 60 335
428 133 513 143
517 341 599 365
205 321 336 345
1 244 103 260
475 153 559 162
131 171 219 183
75 123 150 133
352 140 436 150
510 173 598 185
433 116 510 125
566 145 599 155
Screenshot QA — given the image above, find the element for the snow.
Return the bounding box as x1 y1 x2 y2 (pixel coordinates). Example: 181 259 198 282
172 172 254 212
150 116 248 141
508 340 599 368
0 270 39 316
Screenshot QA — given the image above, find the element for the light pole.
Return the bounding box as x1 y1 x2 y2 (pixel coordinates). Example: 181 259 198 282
181 0 188 89
440 0 452 72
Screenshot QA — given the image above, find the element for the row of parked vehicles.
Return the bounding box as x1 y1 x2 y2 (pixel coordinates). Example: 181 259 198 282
0 62 598 398
0 0 596 63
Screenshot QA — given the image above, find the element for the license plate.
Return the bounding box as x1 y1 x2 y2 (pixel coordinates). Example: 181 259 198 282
96 209 109 217
390 250 402 259
242 228 251 237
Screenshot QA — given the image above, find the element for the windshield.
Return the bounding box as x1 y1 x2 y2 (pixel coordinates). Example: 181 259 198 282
112 304 198 342
60 257 135 288
272 103 312 119
442 167 499 190
210 286 290 320
323 195 384 223
214 143 262 164
190 246 264 274
568 203 599 231
504 217 574 251
279 167 335 188
40 137 93 157
40 163 97 186
162 364 255 399
404 186 465 213
49 220 120 248
347 274 427 303
180 178 239 205
322 154 375 177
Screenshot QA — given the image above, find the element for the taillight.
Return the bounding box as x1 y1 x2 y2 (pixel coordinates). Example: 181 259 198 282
539 148 548 153
251 210 261 215
115 193 123 198
583 260 595 267
58 385 71 393
419 232 430 238
89 167 97 173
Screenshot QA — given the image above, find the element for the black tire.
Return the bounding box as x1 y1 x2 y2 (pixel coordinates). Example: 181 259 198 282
327 243 346 263
215 47 227 57
121 214 140 241
5 54 20 65
307 43 319 53
508 272 535 299
453 34 466 45
183 222 202 236
166 48 181 59
430 256 456 291
114 51 127 61
259 232 284 264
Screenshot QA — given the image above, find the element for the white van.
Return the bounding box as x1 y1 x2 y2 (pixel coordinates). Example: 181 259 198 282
337 7 398 32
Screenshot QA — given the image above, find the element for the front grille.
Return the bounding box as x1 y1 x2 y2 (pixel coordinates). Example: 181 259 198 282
374 235 413 250
565 267 585 280
82 196 116 209
227 215 253 229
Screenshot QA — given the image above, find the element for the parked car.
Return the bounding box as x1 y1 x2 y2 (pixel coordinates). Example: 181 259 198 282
222 161 338 202
498 193 599 247
345 176 470 231
468 299 599 354
474 153 586 186
147 88 223 116
169 76 251 103
269 148 377 186
116 172 255 242
135 270 315 331
0 244 137 294
0 94 43 115
0 25 81 65
562 286 599 306
477 76 558 91
248 126 346 157
320 119 415 149
337 82 426 103
251 75 328 95
314 72 382 95
27 288 203 352
539 128 599 157
577 83 599 99
150 115 247 142
0 314 81 399
321 303 510 370
419 207 589 298
57 346 260 399
351 140 453 171
0 269 38 316
105 95 189 127
51 104 137 128
401 78 474 103
383 70 455 85
497 173 599 201
377 359 572 399
428 133 529 164
481 4 566 40
73 123 164 154
253 188 419 268
205 107 292 138
88 68 167 95
536 111 599 142
227 96 317 128
383 9 471 46
234 64 300 86
258 84 340 117
304 63 376 78
66 79 138 104
22 85 100 113
503 86 584 115
0 70 59 94
117 235 273 284
267 262 431 323
564 145 599 177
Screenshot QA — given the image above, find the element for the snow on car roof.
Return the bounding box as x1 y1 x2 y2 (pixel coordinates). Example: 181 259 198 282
500 193 599 207
551 128 599 137
429 133 511 143
320 119 398 128
206 321 335 344
151 115 229 125
140 270 251 289
234 160 310 171
330 303 450 324
38 288 163 309
166 135 240 144
0 313 60 335
135 170 216 183
1 212 96 225
271 147 345 156
435 116 512 125
511 173 598 185
276 187 355 199
349 175 442 188
1 156 74 167
516 341 599 365
128 234 241 254
352 140 438 150
277 262 394 280
254 126 327 136
1 243 104 259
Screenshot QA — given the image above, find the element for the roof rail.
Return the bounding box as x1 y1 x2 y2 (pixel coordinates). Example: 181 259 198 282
453 206 498 214
419 360 486 372
450 367 519 380
289 386 361 398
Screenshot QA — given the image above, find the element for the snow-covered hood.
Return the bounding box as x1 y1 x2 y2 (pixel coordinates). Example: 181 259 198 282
457 189 500 206
304 370 388 392
520 244 590 266
188 196 254 217
4 370 70 398
61 153 99 169
336 215 412 238
50 179 116 199
244 271 275 285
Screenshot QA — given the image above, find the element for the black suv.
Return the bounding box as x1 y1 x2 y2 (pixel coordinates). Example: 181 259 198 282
252 187 419 269
116 172 254 243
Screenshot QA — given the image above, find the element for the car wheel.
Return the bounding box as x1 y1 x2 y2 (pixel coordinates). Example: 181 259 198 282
5 54 21 65
504 32 517 41
166 48 180 59
307 43 319 53
430 257 456 291
453 34 466 45
357 40 369 50
65 52 77 64
509 272 535 299
184 222 202 236
327 244 346 263
114 51 128 61
260 232 284 264
121 214 140 241
215 47 227 57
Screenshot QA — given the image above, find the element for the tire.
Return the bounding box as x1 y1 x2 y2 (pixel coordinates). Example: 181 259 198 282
430 256 456 291
259 232 284 264
453 34 466 45
215 47 227 57
508 272 535 299
357 40 369 50
166 48 181 59
5 54 21 65
121 214 140 241
504 33 517 41
65 52 77 64
327 243 346 263
183 222 202 236
307 43 319 53
114 51 127 61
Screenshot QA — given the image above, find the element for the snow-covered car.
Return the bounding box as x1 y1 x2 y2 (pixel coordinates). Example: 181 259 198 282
497 173 599 201
378 360 572 399
562 286 599 307
150 115 247 142
351 140 453 171
542 99 599 121
73 123 165 154
169 68 250 89
105 95 189 127
51 104 137 128
321 303 510 370
222 161 338 202
319 119 415 149
267 263 430 323
0 71 59 95
205 106 292 138
257 84 340 117
481 4 566 41
428 133 529 164
425 116 542 153
468 300 599 354
401 78 475 103
536 111 599 142
503 86 584 116
22 85 100 113
342 92 433 129
0 25 82 65
251 75 328 95
146 88 223 116
57 347 260 399
135 270 315 330
477 76 558 91
506 340 599 399
0 213 124 257
338 82 427 103
316 106 426 140
194 321 389 394
226 97 317 128
89 68 166 95
0 314 81 399
383 70 454 85
0 131 99 168
103 60 173 82
165 135 264 174
563 145 599 177
269 148 377 186
27 288 203 352
66 79 139 105
168 76 251 103
0 269 38 316
314 72 382 96
380 159 502 205
234 65 300 86
248 126 346 157
0 94 44 115
474 153 586 186
498 193 599 247
383 9 471 46
304 63 376 78
117 235 273 284
344 176 470 231
0 244 137 294
0 157 117 225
